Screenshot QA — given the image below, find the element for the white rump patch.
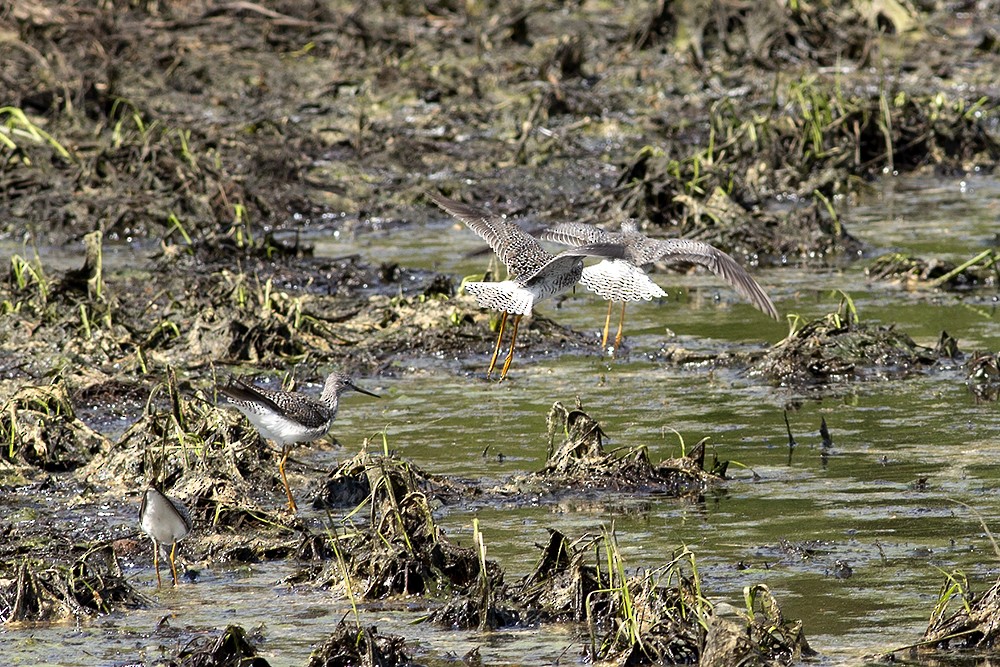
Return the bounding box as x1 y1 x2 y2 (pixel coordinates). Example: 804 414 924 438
581 260 666 301
464 280 535 315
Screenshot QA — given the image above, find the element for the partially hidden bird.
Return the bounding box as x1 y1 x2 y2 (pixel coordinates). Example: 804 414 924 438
218 371 379 512
541 219 779 352
428 192 628 380
139 487 193 587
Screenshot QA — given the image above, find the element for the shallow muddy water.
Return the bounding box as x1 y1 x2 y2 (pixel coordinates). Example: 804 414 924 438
3 173 1000 666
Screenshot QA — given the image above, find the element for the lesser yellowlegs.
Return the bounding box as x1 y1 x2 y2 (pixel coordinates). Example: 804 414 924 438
428 192 627 380
218 371 379 512
139 487 192 587
541 220 779 352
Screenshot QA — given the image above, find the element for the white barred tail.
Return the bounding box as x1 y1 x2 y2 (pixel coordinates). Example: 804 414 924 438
464 280 535 315
581 260 666 302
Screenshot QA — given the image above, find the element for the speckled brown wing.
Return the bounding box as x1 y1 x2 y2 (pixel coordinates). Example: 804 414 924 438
427 192 552 279
634 238 779 320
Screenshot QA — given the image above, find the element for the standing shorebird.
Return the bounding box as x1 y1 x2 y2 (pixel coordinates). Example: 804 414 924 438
428 192 628 380
541 220 779 352
139 487 193 587
217 371 379 512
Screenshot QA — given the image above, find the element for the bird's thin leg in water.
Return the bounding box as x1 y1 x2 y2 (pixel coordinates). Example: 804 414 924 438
601 301 614 351
169 542 180 586
499 314 522 381
486 311 509 378
152 539 162 588
613 302 628 352
278 444 297 512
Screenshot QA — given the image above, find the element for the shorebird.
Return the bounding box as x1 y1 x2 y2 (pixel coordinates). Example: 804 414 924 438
541 220 779 352
218 372 379 512
139 487 193 587
428 192 627 380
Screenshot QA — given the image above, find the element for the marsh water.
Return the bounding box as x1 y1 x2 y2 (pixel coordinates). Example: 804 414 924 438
5 173 1000 666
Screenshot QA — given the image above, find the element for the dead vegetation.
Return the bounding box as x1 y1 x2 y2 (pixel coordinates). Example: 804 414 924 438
157 624 272 667
0 545 146 624
867 250 999 290
910 570 1000 660
520 400 726 497
307 623 412 667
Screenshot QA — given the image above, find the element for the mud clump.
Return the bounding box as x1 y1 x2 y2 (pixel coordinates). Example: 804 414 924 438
701 587 815 667
505 401 725 497
0 381 109 475
295 454 503 618
753 303 954 385
159 624 271 667
347 459 497 600
511 529 812 665
312 449 470 510
1 545 146 624
308 622 412 667
917 573 1000 656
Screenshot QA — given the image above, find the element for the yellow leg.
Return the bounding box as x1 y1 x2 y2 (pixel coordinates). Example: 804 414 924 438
279 444 298 512
498 315 522 381
613 302 628 352
601 301 613 351
169 542 180 586
486 311 508 379
152 539 162 588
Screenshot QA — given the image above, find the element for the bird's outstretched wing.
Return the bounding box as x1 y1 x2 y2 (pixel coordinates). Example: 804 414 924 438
640 238 779 320
427 192 549 278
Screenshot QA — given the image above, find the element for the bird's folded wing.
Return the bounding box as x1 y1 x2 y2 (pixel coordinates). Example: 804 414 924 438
218 378 286 415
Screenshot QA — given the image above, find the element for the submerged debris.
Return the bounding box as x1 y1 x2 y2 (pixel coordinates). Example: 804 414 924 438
966 351 1000 401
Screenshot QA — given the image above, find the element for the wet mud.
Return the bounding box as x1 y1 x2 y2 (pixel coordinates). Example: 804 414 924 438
3 0 1000 665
